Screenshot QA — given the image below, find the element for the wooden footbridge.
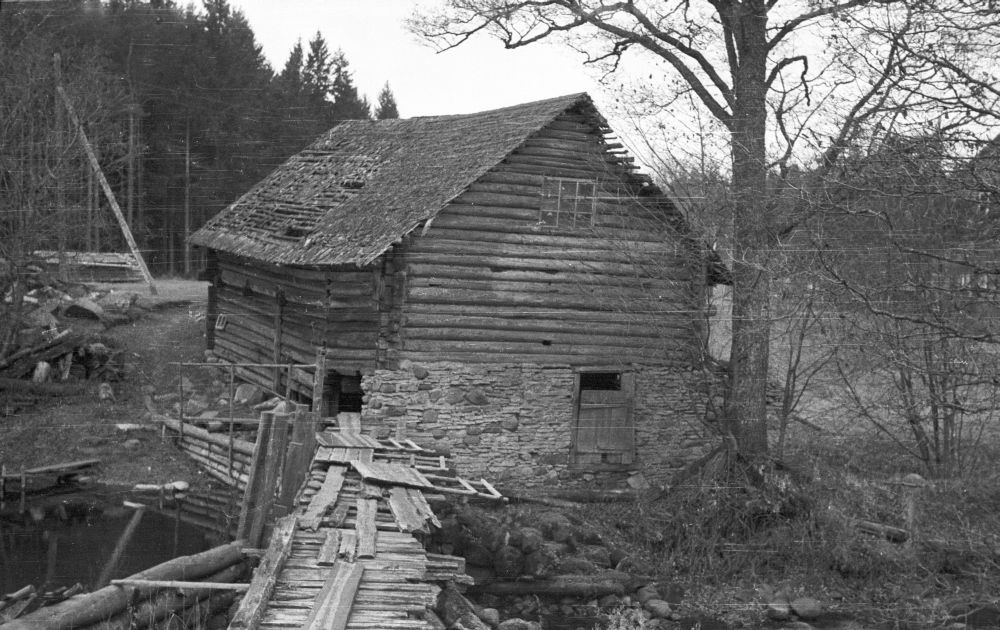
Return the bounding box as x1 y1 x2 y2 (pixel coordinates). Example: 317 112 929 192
227 412 502 630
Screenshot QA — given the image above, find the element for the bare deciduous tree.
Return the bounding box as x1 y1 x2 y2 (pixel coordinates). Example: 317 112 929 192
410 1 1000 459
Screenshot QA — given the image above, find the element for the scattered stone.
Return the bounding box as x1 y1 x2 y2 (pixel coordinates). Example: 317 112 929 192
556 556 596 574
32 361 52 383
511 527 544 553
790 597 822 620
180 376 194 392
497 620 540 630
478 608 500 627
199 410 220 419
494 545 524 578
140 384 157 395
464 543 494 568
661 583 685 606
636 584 661 605
581 545 611 568
437 584 490 630
64 297 105 320
644 599 673 619
233 383 263 405
778 623 815 630
766 596 792 621
626 472 649 490
598 594 621 608
98 382 116 402
123 438 141 450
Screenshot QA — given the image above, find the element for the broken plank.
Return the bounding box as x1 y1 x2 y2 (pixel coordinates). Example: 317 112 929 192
351 461 433 490
387 487 429 533
229 515 297 629
405 488 441 529
300 466 346 531
317 530 342 566
338 530 358 563
355 494 378 560
318 431 380 449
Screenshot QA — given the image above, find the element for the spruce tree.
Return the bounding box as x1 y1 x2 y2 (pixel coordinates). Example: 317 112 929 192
330 49 370 121
374 82 399 120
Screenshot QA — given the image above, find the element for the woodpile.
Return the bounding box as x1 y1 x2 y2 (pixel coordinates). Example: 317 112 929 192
0 269 151 415
0 541 250 630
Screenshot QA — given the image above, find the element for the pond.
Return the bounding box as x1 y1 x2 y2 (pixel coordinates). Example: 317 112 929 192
0 484 236 593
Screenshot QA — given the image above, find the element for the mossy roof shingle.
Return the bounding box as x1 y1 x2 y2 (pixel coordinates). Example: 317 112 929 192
190 93 605 266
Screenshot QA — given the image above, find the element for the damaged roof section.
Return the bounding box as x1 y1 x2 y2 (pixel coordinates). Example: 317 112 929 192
190 93 624 267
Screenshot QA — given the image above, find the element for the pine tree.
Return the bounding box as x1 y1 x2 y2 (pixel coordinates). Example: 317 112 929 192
374 82 399 120
330 49 370 121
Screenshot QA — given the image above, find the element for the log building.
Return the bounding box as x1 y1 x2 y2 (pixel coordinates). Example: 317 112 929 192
191 93 722 487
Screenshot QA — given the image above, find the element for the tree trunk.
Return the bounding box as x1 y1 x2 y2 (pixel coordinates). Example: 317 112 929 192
724 3 771 456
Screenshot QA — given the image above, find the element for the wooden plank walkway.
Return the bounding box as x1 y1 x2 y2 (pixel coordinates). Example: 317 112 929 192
228 419 477 630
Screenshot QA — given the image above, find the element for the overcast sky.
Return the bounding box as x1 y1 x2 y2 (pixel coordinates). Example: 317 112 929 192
228 0 605 118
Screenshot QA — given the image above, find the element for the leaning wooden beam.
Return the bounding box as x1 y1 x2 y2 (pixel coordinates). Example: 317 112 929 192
2 541 245 630
55 86 156 296
229 515 297 630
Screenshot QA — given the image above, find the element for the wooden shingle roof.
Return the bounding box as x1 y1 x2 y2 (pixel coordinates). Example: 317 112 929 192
190 93 609 267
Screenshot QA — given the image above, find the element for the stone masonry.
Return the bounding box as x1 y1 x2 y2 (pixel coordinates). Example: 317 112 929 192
361 361 713 488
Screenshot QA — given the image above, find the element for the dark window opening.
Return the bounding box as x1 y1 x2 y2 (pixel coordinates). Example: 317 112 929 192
338 374 363 412
579 371 621 391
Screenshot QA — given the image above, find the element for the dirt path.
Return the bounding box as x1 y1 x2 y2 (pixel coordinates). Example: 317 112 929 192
0 281 213 486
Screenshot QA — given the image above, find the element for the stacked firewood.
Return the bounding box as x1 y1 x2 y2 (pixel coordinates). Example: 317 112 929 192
0 269 145 415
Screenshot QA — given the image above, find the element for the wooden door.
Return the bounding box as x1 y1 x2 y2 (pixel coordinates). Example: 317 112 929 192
573 372 635 466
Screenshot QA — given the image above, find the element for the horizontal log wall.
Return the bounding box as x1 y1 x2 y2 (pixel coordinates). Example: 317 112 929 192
395 111 706 366
210 253 380 396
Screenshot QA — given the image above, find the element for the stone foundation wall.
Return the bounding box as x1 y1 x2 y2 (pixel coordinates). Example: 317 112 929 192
361 361 712 488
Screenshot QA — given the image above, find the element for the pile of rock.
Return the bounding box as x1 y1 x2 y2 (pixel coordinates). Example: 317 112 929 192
428 505 697 628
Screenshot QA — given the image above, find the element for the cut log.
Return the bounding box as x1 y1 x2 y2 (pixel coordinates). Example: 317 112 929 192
468 573 651 598
3 541 245 630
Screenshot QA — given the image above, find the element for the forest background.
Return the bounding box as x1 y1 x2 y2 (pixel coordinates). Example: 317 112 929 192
1 0 400 276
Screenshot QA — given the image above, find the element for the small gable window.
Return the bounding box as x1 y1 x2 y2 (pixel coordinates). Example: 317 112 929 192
540 177 598 228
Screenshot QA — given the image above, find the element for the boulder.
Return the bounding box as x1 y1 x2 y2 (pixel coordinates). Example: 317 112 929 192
494 545 524 578
661 583 685 606
497 620 541 630
766 596 792 621
580 545 611 568
790 597 822 620
64 297 105 320
644 599 673 619
464 543 495 568
511 527 545 554
635 584 661 605
478 608 500 627
437 584 490 630
233 383 263 405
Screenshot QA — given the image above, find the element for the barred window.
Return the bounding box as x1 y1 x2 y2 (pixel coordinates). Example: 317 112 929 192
540 177 598 228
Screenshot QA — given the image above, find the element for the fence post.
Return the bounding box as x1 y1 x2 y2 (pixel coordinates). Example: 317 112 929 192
237 410 275 547
312 347 327 416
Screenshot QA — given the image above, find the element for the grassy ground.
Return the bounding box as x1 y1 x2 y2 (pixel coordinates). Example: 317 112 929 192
0 281 210 486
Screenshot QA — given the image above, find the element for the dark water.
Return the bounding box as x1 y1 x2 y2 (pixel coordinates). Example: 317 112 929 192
0 487 226 593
